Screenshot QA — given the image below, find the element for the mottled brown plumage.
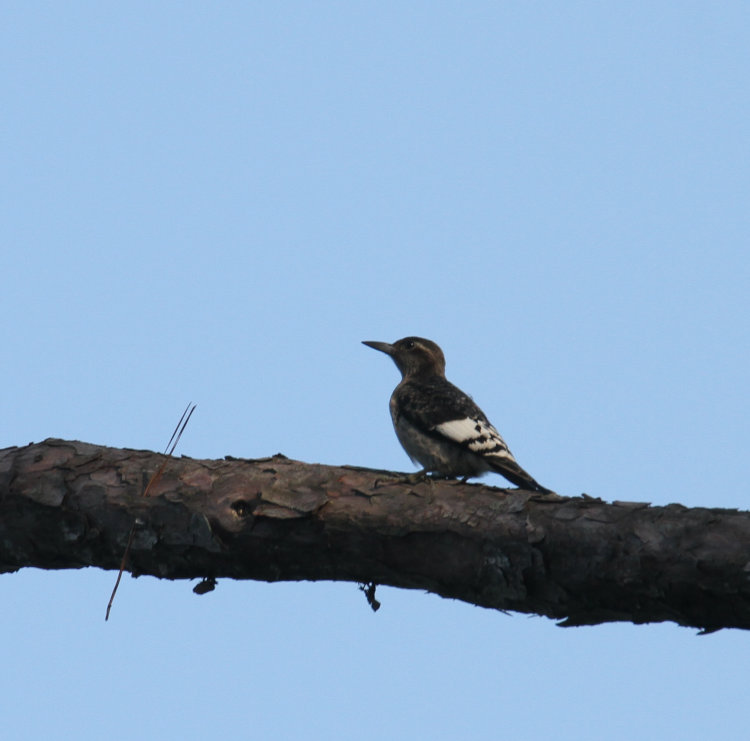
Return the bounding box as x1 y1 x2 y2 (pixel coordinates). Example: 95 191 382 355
363 337 550 492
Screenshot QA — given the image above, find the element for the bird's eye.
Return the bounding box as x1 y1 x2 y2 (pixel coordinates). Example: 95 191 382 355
405 340 416 349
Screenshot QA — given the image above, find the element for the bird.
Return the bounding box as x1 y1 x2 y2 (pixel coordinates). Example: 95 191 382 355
362 336 551 493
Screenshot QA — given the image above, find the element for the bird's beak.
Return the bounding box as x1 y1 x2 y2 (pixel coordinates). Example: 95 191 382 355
362 340 394 356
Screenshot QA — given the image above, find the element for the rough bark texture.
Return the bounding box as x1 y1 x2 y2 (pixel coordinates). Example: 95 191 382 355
1 438 749 631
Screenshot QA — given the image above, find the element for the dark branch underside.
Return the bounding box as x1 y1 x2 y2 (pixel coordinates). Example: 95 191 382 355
2 439 750 631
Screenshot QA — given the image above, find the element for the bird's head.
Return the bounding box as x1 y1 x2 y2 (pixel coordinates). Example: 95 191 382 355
362 336 446 378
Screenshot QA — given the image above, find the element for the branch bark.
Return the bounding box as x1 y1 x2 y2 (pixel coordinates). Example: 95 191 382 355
2 438 749 631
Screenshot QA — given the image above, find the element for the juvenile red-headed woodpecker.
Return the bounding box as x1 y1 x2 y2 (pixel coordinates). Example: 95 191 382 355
363 336 551 493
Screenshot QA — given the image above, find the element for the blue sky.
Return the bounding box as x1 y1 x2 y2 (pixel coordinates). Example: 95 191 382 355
2 3 749 739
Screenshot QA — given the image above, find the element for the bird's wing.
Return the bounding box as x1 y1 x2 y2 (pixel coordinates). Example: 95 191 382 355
396 378 517 462
436 416 548 490
396 379 551 492
432 416 516 463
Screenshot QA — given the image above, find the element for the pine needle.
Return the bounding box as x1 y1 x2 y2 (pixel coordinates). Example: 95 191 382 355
105 403 196 621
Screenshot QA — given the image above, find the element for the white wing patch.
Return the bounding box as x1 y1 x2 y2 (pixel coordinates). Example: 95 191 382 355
433 417 515 461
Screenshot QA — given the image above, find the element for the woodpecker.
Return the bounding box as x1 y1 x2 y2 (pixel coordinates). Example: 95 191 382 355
362 336 551 493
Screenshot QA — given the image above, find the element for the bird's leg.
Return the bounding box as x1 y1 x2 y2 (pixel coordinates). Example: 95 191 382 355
402 469 432 485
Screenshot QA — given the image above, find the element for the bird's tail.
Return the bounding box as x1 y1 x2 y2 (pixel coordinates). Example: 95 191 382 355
489 457 552 494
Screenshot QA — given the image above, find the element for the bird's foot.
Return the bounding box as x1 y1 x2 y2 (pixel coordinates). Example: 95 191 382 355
402 469 434 485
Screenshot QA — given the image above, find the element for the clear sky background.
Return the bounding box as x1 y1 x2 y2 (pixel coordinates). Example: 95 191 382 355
2 3 749 739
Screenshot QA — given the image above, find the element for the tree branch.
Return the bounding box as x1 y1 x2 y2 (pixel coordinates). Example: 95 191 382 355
2 438 749 631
